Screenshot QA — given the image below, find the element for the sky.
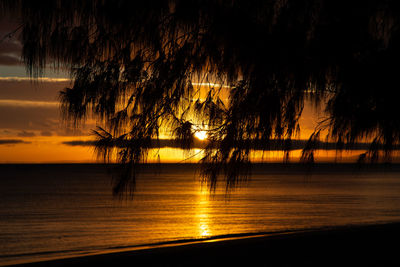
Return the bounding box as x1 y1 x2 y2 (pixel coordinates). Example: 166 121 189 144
0 17 97 162
0 17 362 164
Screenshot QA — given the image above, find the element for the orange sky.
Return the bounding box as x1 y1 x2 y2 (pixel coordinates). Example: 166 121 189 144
0 71 333 163
0 74 359 163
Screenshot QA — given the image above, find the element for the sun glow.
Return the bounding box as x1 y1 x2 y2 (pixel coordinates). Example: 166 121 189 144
194 130 208 141
197 188 211 237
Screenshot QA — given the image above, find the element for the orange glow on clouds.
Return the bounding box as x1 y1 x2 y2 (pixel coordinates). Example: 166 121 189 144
0 136 381 164
0 137 207 163
0 76 375 164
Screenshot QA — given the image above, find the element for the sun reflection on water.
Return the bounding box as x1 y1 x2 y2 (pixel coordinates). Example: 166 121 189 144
196 187 211 238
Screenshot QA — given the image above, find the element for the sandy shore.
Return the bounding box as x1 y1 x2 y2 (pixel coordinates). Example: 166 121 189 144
7 222 400 266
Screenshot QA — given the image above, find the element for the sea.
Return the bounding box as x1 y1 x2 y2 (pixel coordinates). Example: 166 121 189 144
1 163 400 266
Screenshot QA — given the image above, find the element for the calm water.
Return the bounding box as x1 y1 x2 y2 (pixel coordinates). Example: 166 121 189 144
1 163 400 265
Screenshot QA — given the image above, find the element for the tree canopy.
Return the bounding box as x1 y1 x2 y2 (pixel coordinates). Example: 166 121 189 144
2 0 400 194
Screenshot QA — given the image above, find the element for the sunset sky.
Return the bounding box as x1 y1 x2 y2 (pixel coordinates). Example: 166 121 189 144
0 16 363 163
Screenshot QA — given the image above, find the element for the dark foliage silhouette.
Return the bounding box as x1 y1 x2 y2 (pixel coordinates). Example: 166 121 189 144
1 0 400 194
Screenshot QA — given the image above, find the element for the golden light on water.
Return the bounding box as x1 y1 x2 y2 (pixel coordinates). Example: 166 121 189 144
199 214 210 237
196 188 211 237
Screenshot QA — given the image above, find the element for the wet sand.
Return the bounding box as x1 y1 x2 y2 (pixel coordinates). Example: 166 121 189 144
7 222 400 267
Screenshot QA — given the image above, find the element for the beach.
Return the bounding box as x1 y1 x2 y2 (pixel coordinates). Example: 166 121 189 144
5 222 399 266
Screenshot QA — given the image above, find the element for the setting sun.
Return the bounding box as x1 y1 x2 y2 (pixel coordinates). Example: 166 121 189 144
194 130 208 141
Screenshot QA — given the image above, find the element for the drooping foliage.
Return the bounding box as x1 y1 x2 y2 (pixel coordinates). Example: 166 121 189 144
2 0 400 193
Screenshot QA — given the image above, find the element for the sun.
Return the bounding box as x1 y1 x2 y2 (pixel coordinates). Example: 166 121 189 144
194 130 208 141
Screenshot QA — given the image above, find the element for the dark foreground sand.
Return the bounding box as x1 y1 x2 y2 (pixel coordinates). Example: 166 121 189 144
9 223 400 267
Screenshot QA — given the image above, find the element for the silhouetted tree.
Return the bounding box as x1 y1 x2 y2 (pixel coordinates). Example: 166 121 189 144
2 0 400 194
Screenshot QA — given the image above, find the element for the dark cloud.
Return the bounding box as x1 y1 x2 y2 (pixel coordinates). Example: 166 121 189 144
0 38 22 52
0 79 70 102
0 103 59 131
61 140 96 146
0 139 28 145
17 130 35 137
0 54 21 66
0 100 95 137
0 18 23 66
62 139 208 149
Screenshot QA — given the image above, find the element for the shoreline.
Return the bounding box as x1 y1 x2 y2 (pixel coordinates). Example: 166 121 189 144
6 222 400 267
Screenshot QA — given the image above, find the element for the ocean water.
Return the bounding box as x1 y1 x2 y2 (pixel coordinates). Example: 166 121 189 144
1 163 400 265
